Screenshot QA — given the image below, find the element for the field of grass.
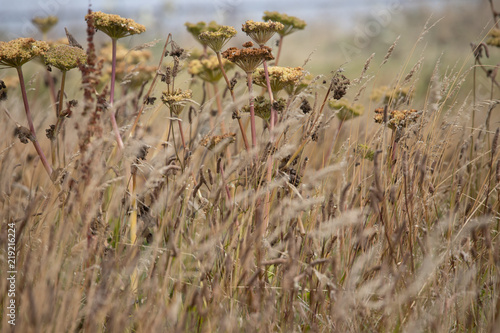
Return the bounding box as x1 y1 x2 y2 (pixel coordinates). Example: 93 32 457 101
1 3 500 332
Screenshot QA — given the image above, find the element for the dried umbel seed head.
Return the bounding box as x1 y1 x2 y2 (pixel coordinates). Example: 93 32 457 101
185 21 220 45
242 96 285 121
253 66 304 94
331 73 350 100
44 44 87 71
100 42 152 64
222 45 274 73
0 38 49 68
32 16 59 34
198 26 237 53
262 11 306 37
241 20 284 46
328 98 364 121
370 85 412 105
486 28 500 47
285 73 312 95
161 89 192 116
85 11 146 39
200 132 236 151
374 107 421 130
300 98 312 114
188 55 233 83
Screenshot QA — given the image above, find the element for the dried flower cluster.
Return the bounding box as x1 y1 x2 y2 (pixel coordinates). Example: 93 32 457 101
185 21 220 45
487 28 500 47
32 16 59 34
0 38 49 68
370 85 412 104
242 95 286 121
44 44 87 71
241 20 284 46
200 132 236 150
374 107 420 130
262 11 306 36
198 26 237 52
253 66 304 93
85 11 146 39
161 89 192 116
188 55 233 83
222 44 274 73
331 73 350 100
329 98 364 121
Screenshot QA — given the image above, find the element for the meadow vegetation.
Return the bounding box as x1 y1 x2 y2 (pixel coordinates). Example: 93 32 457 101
1 2 500 332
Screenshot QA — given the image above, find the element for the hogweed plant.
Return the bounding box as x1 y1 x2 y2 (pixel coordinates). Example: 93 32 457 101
85 11 146 150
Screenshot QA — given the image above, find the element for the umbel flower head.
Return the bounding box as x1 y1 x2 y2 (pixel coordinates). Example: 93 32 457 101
284 73 313 95
253 66 304 94
161 89 192 116
188 55 233 83
0 38 49 68
370 85 412 105
222 43 274 73
242 96 286 121
262 11 306 37
85 11 146 39
486 28 500 47
241 20 284 46
328 98 364 121
32 16 59 35
374 107 420 130
198 26 237 53
200 132 236 151
185 21 220 45
44 44 87 71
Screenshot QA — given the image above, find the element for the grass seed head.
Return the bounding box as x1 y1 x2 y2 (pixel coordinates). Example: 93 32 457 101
85 11 146 39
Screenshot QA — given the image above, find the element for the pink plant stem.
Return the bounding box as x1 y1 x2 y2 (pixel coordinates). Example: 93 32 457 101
262 60 276 131
247 72 257 148
275 35 284 66
219 162 232 206
177 119 186 150
16 67 53 178
110 38 124 150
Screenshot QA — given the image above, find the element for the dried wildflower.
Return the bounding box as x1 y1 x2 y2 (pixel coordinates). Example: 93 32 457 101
300 99 312 114
200 132 236 150
242 96 286 121
44 44 87 71
241 20 284 46
284 73 312 95
331 73 350 100
161 89 192 116
328 98 364 121
262 11 306 37
370 85 412 104
222 45 274 73
100 42 152 64
188 55 233 83
0 38 49 68
486 28 500 47
253 66 303 94
374 107 420 130
14 126 34 144
199 26 237 53
356 144 374 161
32 16 59 34
85 11 146 39
185 21 220 45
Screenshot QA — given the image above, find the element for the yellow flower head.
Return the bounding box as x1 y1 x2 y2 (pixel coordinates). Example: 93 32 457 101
198 25 237 52
185 21 220 45
370 85 412 105
44 44 87 71
486 28 500 47
222 44 274 73
86 11 146 39
242 20 284 46
329 98 364 121
262 11 306 37
161 89 192 116
0 38 49 68
253 66 304 94
374 107 420 130
32 16 59 34
188 55 233 83
284 73 313 95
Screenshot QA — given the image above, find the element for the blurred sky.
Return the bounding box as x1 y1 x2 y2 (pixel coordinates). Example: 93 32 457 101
0 0 470 40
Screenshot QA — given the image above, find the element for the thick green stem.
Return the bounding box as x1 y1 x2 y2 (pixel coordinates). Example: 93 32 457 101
16 66 53 178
